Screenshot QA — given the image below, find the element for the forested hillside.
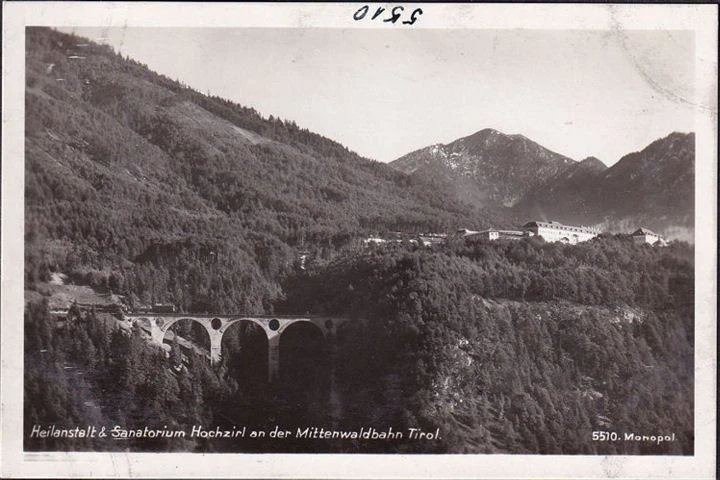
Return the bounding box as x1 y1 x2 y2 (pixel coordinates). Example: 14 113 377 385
26 235 694 454
25 27 493 313
280 235 694 454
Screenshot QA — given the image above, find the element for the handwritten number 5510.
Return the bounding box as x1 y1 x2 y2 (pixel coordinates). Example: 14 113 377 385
353 5 424 25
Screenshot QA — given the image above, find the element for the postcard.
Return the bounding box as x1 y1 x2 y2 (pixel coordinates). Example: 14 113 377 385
1 2 716 478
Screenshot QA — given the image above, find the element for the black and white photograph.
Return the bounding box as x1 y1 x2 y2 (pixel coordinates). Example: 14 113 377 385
1 2 717 478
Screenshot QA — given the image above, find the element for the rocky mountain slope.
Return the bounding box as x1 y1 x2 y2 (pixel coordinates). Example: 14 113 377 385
391 128 575 208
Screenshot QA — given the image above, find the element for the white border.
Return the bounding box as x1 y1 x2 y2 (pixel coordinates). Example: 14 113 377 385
2 3 717 478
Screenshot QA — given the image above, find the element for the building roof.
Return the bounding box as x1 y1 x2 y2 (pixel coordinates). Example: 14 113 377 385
523 221 568 229
522 221 600 234
631 227 661 237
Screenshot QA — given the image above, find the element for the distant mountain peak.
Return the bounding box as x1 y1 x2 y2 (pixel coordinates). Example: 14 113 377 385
475 127 503 136
509 132 531 141
468 128 536 144
391 128 576 208
578 156 607 170
666 131 694 140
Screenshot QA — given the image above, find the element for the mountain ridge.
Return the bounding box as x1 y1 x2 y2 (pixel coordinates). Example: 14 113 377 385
391 129 694 240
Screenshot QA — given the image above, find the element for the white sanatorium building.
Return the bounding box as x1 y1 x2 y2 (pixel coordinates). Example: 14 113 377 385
521 221 600 244
472 229 528 241
631 227 667 246
459 222 600 244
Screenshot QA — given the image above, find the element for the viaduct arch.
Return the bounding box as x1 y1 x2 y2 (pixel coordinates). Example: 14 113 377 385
124 314 349 382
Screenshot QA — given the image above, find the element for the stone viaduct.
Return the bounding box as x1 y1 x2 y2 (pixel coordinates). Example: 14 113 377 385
123 313 349 382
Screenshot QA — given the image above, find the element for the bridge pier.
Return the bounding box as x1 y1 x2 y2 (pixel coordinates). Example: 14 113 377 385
209 330 223 366
150 319 165 345
267 334 280 382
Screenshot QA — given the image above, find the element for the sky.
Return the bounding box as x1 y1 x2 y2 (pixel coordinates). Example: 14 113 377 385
58 27 696 166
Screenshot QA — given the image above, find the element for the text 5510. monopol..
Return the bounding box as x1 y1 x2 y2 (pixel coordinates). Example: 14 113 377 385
591 431 619 441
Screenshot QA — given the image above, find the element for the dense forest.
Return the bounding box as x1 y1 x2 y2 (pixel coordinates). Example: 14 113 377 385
24 27 694 455
26 235 694 454
279 234 694 454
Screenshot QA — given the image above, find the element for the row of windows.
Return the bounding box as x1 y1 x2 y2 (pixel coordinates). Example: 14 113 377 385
533 225 599 235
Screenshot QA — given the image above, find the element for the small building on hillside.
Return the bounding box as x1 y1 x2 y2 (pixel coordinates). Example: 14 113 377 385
497 230 528 241
478 229 499 241
631 227 667 246
465 229 529 241
522 221 600 244
418 233 447 247
363 237 387 246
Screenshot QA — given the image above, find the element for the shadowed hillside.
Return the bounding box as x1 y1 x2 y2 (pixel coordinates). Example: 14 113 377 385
515 133 694 240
